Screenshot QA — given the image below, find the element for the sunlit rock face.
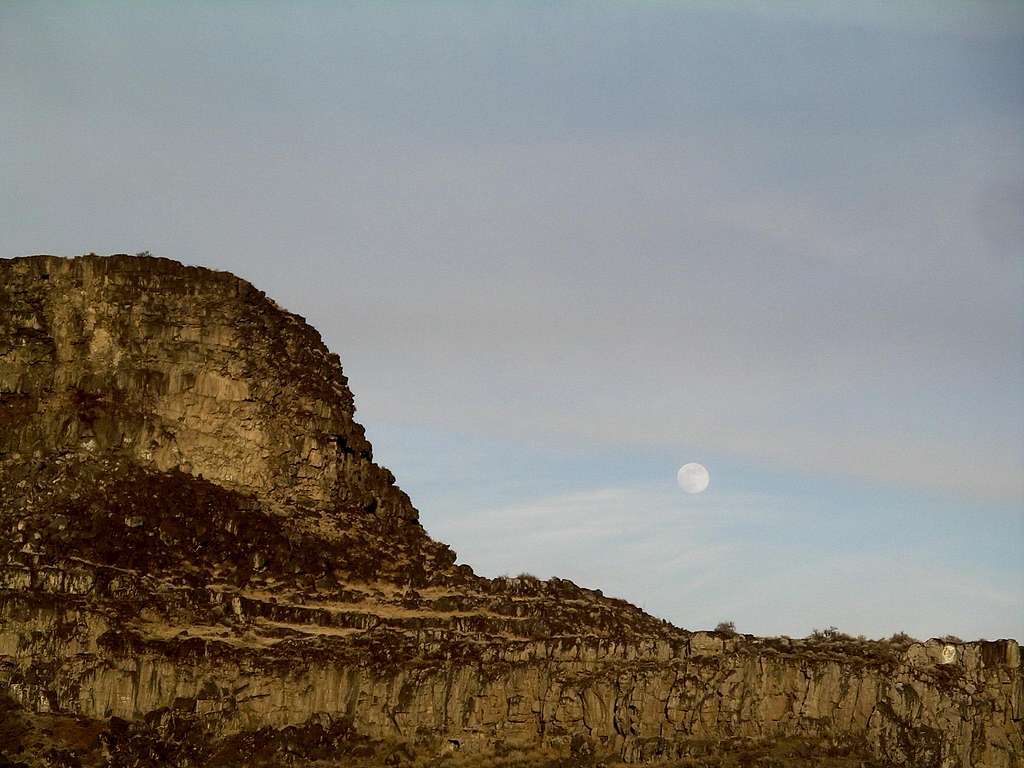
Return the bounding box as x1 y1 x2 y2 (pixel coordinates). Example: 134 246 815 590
0 254 398 515
1 254 1021 768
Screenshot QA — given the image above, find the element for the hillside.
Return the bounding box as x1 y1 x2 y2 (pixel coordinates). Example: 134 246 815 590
0 254 1020 767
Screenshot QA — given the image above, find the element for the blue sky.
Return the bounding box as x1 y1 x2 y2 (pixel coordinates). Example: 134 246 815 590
2 1 1022 640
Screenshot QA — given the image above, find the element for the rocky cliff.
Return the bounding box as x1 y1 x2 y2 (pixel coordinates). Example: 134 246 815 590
1 254 1020 768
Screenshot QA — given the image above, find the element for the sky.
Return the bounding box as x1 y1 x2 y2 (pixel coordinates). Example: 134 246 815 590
2 1 1022 641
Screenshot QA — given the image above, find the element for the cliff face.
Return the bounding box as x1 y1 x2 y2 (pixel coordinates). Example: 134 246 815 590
0 255 430 518
0 255 452 584
0 254 1020 768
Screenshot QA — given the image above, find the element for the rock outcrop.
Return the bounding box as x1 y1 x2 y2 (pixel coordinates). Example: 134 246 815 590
1 254 1020 768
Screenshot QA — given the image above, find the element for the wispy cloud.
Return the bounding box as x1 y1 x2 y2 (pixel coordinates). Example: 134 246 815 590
432 484 782 616
430 482 1023 641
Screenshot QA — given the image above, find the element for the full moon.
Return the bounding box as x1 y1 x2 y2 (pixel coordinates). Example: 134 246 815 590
677 462 710 494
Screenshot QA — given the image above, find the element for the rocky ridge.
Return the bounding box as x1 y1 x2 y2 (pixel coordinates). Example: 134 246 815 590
0 254 1020 768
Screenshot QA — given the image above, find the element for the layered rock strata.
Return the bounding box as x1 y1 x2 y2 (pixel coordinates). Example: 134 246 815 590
0 254 1020 768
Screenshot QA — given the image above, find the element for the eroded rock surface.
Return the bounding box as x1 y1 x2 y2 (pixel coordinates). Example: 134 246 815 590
1 254 1020 767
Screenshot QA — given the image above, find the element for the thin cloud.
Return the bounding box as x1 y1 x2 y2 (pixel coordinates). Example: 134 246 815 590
428 481 1022 640
433 484 779 597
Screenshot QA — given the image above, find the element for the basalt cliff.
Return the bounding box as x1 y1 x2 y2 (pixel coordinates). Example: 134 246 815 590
0 254 1020 768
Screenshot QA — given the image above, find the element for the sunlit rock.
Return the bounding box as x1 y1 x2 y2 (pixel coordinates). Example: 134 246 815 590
0 254 1020 767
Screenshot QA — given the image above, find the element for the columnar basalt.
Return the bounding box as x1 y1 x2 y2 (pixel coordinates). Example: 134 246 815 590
0 254 1020 768
0 255 426 525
